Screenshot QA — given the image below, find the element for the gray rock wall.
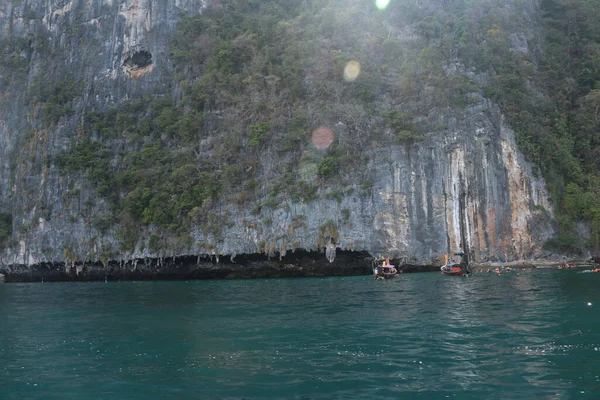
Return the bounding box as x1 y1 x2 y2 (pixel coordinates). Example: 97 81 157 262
0 0 205 266
200 97 553 266
0 0 555 273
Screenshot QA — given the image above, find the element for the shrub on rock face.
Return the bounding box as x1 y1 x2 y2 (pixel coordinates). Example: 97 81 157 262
248 122 271 147
381 110 424 144
542 233 582 255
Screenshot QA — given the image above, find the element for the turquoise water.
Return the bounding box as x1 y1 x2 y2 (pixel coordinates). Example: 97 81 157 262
1 269 599 399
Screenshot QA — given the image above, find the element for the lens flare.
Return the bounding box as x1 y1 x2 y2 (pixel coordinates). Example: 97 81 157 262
376 0 390 10
311 126 334 149
344 60 361 82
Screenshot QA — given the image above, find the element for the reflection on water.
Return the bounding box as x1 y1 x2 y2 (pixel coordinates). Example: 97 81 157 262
0 269 599 399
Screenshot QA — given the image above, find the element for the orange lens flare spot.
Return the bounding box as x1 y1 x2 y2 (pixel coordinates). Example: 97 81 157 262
311 126 334 149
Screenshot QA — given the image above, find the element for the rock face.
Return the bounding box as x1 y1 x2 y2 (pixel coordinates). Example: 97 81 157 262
368 102 552 264
0 0 555 280
0 0 206 269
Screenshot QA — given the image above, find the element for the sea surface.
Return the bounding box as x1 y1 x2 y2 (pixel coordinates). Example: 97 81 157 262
1 268 599 399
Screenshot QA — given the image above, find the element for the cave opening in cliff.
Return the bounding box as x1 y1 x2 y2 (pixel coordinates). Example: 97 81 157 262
123 50 153 70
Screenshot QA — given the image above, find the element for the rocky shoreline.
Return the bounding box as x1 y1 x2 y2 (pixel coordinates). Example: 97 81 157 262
1 251 595 283
0 250 376 283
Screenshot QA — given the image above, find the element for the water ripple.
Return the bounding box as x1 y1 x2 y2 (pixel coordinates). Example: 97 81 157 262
1 270 599 399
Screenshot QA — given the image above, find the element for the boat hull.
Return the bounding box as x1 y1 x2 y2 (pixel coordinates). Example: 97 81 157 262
440 270 466 276
373 273 398 279
373 265 398 279
440 264 470 276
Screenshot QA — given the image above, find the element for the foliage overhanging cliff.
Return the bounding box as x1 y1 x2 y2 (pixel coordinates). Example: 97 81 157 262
0 0 599 268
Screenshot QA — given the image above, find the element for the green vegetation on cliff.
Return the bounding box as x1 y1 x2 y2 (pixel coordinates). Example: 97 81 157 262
481 0 600 251
536 0 600 251
46 0 600 253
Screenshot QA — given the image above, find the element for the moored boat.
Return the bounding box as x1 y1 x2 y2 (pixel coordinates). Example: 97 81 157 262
373 257 399 279
374 265 399 279
440 251 472 277
441 262 468 276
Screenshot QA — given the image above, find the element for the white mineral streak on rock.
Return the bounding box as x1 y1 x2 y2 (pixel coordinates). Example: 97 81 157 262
420 162 428 225
325 243 336 263
42 0 73 31
28 253 37 266
374 158 410 258
448 147 464 252
18 240 26 265
431 194 446 257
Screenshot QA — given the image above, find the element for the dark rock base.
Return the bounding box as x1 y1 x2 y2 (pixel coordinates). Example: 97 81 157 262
0 250 444 283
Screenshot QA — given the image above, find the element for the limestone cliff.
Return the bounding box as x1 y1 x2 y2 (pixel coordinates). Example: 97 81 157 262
0 0 555 277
